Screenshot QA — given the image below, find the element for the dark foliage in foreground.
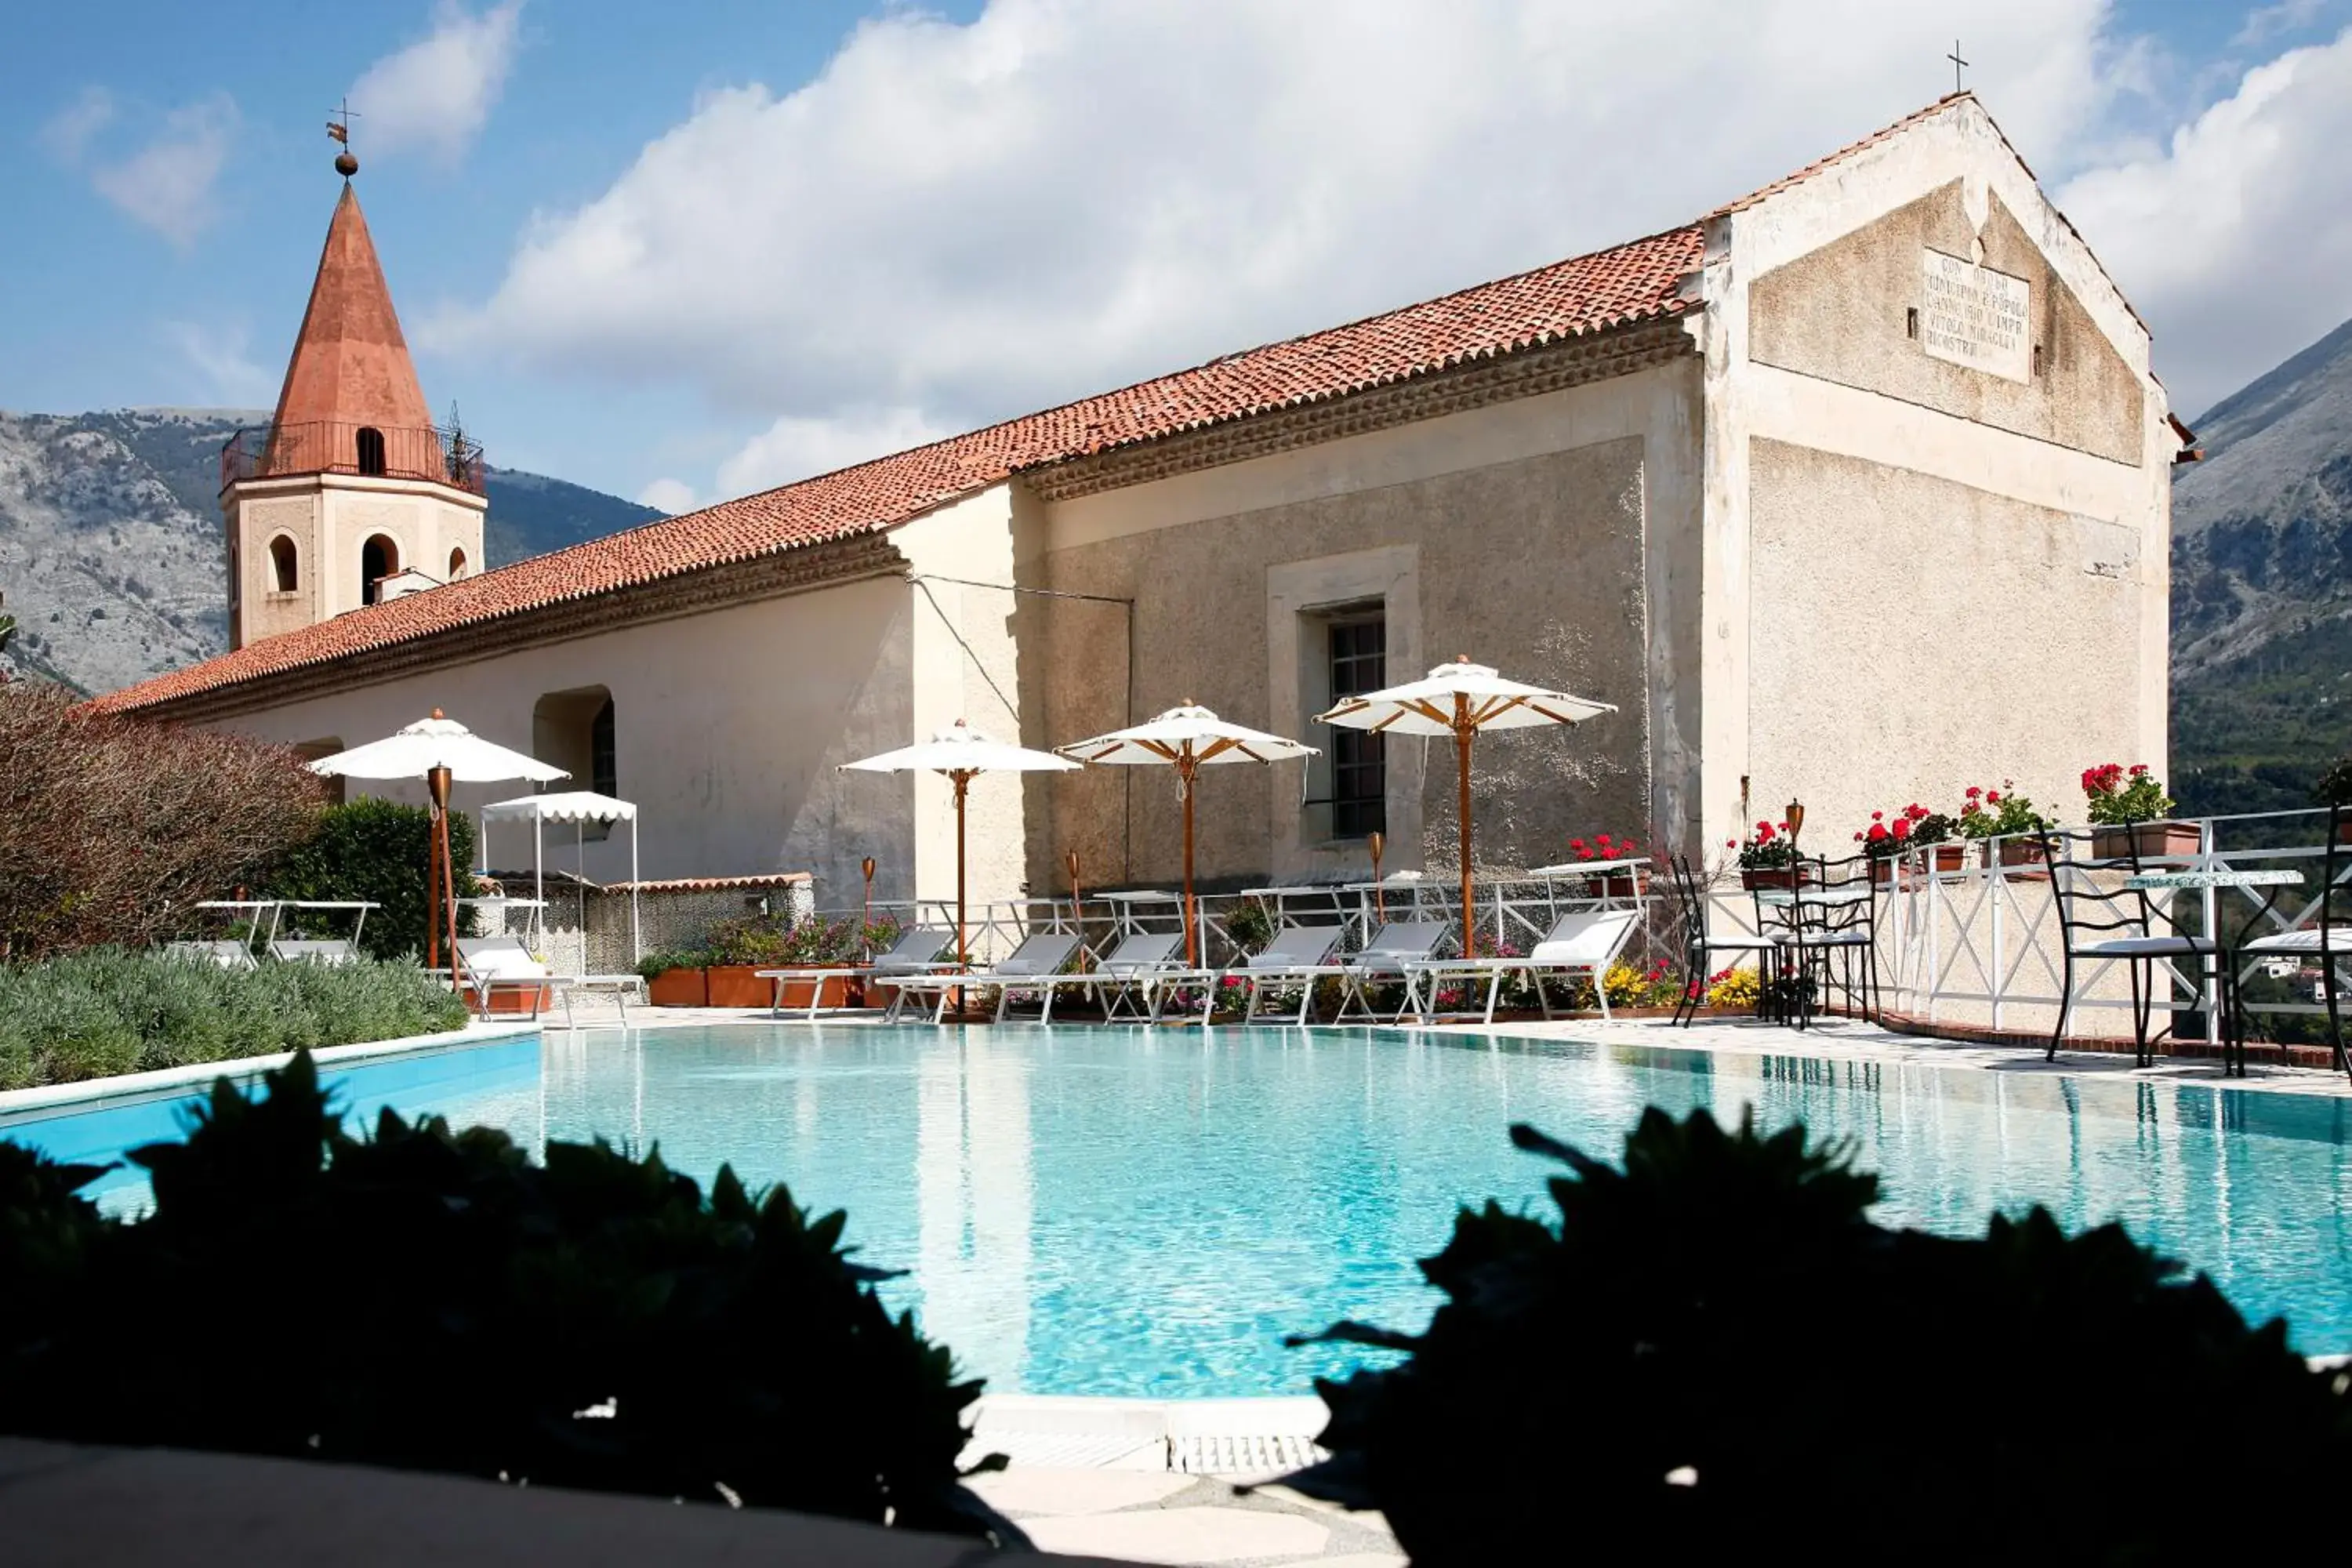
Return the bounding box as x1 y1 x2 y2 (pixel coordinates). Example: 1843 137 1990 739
1284 1107 2352 1566
0 1054 1016 1544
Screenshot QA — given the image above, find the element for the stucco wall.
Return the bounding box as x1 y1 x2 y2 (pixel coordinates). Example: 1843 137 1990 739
1017 371 1693 895
1744 438 2148 842
1747 181 2143 465
200 572 914 907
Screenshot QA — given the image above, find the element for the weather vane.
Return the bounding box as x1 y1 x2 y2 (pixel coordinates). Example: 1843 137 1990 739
326 96 360 177
1947 39 1969 93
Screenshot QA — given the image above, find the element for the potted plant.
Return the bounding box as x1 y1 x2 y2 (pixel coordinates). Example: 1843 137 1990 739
2082 763 2198 860
639 947 712 1007
1733 819 1807 891
1958 782 2055 877
1853 807 1916 884
1566 833 1649 899
2315 757 2352 841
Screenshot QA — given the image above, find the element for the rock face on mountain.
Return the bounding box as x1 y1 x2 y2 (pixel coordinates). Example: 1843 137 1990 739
0 408 661 695
2171 318 2352 677
2167 317 2352 814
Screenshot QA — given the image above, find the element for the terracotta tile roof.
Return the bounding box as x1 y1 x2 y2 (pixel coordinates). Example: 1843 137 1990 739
1710 92 1976 217
96 222 1704 714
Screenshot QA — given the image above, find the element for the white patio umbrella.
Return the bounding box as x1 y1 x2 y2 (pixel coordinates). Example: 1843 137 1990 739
1057 703 1316 966
308 710 567 973
840 720 1077 967
1316 658 1613 938
482 791 642 965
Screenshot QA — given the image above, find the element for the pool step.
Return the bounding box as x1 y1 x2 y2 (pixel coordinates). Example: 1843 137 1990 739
1169 1432 1328 1479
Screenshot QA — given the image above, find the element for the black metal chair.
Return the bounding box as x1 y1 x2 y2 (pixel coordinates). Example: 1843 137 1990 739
1668 854 1779 1027
2233 804 2350 1078
2037 826 2220 1069
1755 853 1881 1030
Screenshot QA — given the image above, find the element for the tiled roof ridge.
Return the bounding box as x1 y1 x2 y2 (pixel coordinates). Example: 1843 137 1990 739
99 93 2042 719
1708 92 1975 217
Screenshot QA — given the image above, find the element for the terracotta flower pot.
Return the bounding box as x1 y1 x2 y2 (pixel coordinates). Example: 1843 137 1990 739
2092 822 2201 861
1998 839 2052 880
481 982 554 1015
648 967 708 1007
705 964 779 1008
1928 844 1969 873
1740 866 1813 891
1585 870 1651 900
766 964 860 1011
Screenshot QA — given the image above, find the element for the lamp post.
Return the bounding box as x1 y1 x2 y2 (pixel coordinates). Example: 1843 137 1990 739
1065 848 1084 970
1368 829 1385 921
1786 799 1806 848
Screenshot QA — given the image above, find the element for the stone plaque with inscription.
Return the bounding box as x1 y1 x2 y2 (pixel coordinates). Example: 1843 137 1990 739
1919 249 2031 383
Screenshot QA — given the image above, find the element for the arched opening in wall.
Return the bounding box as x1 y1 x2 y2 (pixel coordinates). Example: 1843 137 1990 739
448 546 468 579
355 426 387 476
293 738 347 805
268 534 299 593
361 535 399 604
534 684 617 840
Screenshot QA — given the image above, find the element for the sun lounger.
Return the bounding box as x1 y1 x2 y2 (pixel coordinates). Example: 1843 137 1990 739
166 939 258 971
757 925 958 1020
885 931 1084 1023
1151 923 1348 1025
1325 921 1454 1022
1009 931 1185 1022
455 935 565 1022
269 938 359 965
1400 909 1639 1025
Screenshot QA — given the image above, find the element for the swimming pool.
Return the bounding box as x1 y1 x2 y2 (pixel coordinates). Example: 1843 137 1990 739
8 1023 2352 1397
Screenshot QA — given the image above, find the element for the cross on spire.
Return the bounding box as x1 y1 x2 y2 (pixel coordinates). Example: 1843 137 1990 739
1947 39 1969 93
327 97 361 176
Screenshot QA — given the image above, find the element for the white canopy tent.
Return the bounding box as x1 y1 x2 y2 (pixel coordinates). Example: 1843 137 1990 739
482 791 642 965
308 710 565 972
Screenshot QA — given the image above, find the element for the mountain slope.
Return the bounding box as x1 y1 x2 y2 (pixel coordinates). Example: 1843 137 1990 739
2169 316 2352 811
0 409 660 695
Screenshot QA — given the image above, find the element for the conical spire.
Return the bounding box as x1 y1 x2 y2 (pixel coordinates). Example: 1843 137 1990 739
270 184 434 436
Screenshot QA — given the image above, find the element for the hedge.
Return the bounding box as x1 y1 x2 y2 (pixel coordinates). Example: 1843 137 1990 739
258 798 479 963
0 949 471 1091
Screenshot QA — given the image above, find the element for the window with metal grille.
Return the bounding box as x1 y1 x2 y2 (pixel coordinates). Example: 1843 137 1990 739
1329 617 1385 838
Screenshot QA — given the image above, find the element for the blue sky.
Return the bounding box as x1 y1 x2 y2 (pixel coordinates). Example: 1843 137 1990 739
5 1 2349 510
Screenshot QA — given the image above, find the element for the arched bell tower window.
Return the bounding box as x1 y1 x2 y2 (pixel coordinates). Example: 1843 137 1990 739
268 534 299 593
361 534 400 604
448 546 468 579
355 426 387 477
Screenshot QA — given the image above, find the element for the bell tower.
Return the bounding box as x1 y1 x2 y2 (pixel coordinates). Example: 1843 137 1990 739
223 129 487 648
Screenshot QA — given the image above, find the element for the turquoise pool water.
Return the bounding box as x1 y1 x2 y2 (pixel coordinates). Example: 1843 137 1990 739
8 1024 2352 1397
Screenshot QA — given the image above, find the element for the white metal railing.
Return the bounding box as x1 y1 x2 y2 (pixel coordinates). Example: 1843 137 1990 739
782 811 2343 1044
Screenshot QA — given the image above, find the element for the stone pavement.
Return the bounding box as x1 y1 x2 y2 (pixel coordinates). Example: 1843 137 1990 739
967 1468 1401 1566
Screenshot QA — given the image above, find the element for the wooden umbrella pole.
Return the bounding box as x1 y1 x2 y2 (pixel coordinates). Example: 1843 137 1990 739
953 771 971 970
429 765 459 991
424 790 442 973
1454 696 1475 954
1179 753 1200 967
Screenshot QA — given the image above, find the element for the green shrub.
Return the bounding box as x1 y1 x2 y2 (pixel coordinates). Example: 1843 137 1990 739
0 950 469 1090
638 915 902 978
257 799 480 962
1285 1108 2352 1565
0 1054 1017 1544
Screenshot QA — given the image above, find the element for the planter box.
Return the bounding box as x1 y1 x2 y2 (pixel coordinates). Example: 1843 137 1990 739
481 982 555 1015
765 964 862 1011
1998 839 2052 880
705 964 778 1009
2092 822 2202 862
1740 866 1813 891
647 967 708 1007
1584 871 1651 901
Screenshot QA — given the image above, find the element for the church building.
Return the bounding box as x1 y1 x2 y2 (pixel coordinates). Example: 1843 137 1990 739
96 94 2190 913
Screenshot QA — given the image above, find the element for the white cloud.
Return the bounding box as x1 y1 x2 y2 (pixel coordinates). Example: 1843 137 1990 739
2233 0 2325 49
163 321 274 406
716 407 953 496
437 0 2352 492
350 0 525 165
440 0 2114 481
78 95 238 249
41 87 114 163
635 477 699 514
2056 25 2352 416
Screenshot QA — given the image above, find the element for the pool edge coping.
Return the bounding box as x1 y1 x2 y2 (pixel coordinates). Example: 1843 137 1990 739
0 1020 543 1120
